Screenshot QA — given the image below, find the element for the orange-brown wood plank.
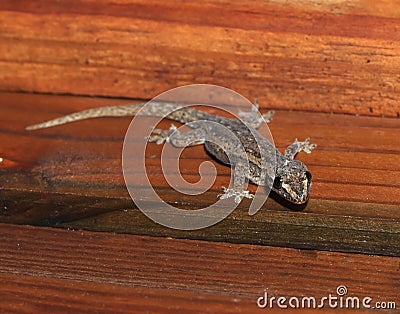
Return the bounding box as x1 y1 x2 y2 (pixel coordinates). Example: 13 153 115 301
0 223 398 313
1 1 400 117
0 92 399 256
3 274 361 314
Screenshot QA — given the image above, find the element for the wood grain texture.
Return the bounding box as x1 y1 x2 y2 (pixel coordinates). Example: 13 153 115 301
1 2 400 312
0 223 398 313
0 92 399 256
1 0 400 117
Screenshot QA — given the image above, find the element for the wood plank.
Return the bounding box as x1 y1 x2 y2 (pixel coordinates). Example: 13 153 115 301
0 273 266 314
1 1 400 117
0 223 398 313
1 273 368 314
0 92 399 256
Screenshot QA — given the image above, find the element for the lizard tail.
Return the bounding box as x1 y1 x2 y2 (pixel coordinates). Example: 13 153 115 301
25 103 145 130
26 101 206 131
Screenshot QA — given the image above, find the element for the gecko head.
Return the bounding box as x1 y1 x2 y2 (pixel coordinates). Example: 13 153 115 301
272 159 312 205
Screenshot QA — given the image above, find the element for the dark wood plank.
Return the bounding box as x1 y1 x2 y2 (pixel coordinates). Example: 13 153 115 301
1 1 400 117
0 92 399 256
0 223 398 313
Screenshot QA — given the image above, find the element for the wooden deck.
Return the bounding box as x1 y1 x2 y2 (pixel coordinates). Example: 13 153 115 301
0 0 399 312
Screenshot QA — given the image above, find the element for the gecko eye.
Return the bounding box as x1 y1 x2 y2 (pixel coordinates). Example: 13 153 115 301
305 171 312 181
273 176 282 189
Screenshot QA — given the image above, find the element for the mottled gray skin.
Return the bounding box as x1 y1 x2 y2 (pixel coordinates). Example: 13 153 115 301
26 101 316 205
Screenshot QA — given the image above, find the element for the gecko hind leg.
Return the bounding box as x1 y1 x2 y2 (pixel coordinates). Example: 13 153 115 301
148 124 206 147
284 137 317 160
238 99 274 129
218 163 254 203
148 124 178 145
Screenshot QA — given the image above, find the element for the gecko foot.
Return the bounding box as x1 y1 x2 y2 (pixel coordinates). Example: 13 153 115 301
218 186 254 204
262 110 275 123
296 137 317 154
284 137 317 159
252 98 275 122
238 99 274 128
148 124 178 145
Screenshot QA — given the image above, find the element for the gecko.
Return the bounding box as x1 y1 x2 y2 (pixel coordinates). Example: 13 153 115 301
26 101 316 205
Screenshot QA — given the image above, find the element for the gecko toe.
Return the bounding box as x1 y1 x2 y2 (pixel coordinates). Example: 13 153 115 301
218 187 254 204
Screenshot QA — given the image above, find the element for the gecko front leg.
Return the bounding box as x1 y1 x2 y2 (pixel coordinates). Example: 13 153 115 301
218 162 254 204
284 138 317 160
